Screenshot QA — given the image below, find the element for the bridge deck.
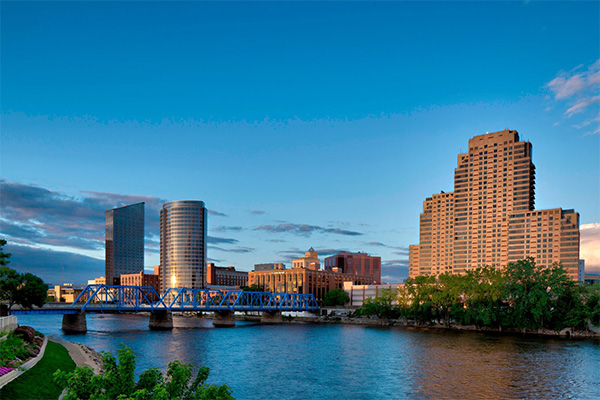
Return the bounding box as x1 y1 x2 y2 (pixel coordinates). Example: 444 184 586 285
9 285 319 315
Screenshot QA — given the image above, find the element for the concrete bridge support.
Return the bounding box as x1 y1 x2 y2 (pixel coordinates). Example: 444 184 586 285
213 311 235 327
261 310 283 324
149 311 173 330
62 311 87 333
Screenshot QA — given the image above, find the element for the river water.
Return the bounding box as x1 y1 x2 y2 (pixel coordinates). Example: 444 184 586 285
17 314 600 399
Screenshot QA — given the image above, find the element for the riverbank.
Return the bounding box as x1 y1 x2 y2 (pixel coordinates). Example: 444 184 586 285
50 337 104 374
0 340 75 400
234 313 600 339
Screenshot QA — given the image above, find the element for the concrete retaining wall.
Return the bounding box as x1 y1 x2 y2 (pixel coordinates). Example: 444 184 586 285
0 316 18 337
0 336 48 389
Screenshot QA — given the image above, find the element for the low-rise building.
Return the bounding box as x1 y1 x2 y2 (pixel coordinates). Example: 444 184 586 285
206 263 248 287
249 248 375 304
343 282 402 307
120 269 161 293
48 283 83 303
584 273 600 286
324 251 381 284
254 263 286 271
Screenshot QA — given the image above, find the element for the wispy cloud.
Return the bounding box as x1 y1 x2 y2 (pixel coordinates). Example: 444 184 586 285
546 60 600 133
4 243 104 285
208 209 228 217
208 245 254 254
211 226 243 232
565 96 600 118
255 223 363 237
381 259 409 284
207 236 239 245
0 180 165 253
365 241 386 247
249 210 265 215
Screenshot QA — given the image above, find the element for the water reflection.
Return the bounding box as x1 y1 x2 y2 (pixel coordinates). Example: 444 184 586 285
16 315 600 399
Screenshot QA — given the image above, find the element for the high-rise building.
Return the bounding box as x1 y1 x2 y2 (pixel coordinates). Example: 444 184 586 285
160 200 207 292
105 202 145 285
409 129 580 279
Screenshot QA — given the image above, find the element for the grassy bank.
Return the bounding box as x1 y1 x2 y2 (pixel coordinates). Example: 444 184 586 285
0 340 76 400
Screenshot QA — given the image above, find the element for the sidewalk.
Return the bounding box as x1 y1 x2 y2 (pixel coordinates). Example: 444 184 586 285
49 337 104 374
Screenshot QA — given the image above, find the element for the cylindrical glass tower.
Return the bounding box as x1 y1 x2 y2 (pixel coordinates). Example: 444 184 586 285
160 200 207 292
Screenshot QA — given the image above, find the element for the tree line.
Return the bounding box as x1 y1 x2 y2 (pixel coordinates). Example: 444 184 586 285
359 258 600 332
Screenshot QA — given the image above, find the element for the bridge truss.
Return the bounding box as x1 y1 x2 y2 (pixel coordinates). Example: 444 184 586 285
67 284 319 313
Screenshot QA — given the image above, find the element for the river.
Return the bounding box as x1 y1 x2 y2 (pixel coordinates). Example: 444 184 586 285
16 314 600 399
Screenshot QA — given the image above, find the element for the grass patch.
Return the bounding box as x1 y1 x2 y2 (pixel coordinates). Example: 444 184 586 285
0 340 76 400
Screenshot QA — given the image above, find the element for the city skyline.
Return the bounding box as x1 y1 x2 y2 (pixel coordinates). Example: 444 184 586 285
1 2 598 284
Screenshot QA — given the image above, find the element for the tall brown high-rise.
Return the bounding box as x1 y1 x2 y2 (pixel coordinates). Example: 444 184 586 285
408 129 580 280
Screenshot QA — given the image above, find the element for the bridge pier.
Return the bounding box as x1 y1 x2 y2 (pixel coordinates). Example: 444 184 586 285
149 311 173 330
261 310 283 324
213 311 235 327
62 311 87 334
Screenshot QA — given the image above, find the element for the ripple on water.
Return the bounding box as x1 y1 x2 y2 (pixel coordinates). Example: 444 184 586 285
16 315 600 400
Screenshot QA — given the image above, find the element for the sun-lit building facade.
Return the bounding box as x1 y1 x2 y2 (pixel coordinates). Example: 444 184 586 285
409 129 580 279
160 200 207 292
249 248 374 303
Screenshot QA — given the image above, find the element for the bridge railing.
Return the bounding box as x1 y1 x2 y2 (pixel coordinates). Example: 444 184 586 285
70 285 319 312
72 285 167 312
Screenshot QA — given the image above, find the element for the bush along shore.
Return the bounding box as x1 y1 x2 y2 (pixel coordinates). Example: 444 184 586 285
327 259 599 338
0 326 45 371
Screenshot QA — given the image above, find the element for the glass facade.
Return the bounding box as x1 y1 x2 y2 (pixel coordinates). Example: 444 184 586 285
105 202 145 285
160 200 207 292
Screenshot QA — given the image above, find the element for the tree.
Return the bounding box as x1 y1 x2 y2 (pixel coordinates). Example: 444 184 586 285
358 289 400 319
322 288 350 307
242 284 264 292
0 240 47 310
54 345 235 400
0 239 10 266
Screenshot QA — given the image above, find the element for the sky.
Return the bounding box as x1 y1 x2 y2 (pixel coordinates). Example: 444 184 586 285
1 1 599 285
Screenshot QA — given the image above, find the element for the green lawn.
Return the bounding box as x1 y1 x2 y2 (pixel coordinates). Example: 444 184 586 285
0 340 76 400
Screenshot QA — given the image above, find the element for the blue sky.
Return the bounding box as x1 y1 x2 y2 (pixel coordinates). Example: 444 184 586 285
1 1 599 284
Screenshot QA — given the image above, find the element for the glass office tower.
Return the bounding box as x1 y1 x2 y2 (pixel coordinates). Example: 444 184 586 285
105 202 145 285
160 200 207 292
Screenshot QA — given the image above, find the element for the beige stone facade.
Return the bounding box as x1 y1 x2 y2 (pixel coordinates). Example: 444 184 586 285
248 249 373 303
409 129 580 279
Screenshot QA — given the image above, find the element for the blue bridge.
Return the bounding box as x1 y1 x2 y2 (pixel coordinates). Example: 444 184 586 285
10 284 319 331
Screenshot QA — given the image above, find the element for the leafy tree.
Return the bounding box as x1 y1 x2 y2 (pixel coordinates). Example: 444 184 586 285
241 284 264 292
0 239 10 266
54 344 235 400
322 288 350 307
358 288 400 319
0 267 47 310
585 284 600 326
0 241 47 311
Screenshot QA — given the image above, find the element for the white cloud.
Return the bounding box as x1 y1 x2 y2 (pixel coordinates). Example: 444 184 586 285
581 223 600 274
547 74 586 100
565 96 600 118
545 60 600 129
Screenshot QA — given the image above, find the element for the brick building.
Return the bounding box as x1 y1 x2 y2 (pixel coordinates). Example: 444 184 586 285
249 248 374 303
206 263 248 287
324 251 381 283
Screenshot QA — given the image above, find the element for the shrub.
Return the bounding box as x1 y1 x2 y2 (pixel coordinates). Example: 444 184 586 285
0 333 29 367
55 344 235 400
323 288 350 307
14 326 35 343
